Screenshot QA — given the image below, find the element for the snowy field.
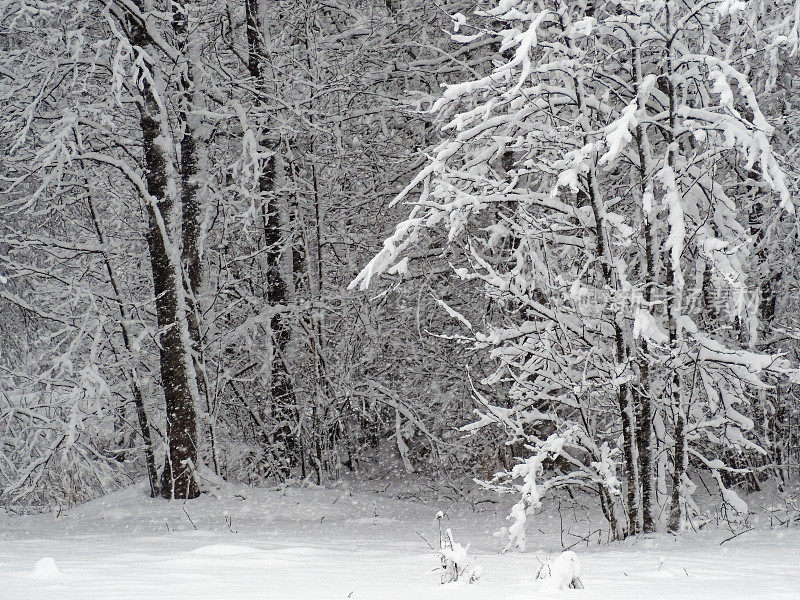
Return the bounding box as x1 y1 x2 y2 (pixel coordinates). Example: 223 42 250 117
1 482 799 600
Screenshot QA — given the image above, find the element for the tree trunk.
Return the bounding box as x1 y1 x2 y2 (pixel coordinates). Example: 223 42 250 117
664 2 683 531
667 410 685 531
634 131 655 535
173 0 217 475
631 21 657 534
635 348 655 532
129 12 200 500
246 0 296 471
616 334 639 536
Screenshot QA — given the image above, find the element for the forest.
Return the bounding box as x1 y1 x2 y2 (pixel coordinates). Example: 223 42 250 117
1 3 800 595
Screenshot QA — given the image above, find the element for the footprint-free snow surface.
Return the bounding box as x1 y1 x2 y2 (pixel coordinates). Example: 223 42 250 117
1 482 798 599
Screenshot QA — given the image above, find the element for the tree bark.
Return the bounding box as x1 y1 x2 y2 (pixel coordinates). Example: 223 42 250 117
246 0 296 471
634 125 656 535
173 0 218 474
128 9 200 499
663 0 684 532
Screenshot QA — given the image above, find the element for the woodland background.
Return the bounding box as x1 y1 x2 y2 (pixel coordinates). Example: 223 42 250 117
1 0 799 542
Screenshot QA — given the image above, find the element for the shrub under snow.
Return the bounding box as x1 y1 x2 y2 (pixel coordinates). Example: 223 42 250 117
535 551 584 591
436 512 482 584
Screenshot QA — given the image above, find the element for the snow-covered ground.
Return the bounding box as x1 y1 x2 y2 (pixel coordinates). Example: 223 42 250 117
1 481 798 599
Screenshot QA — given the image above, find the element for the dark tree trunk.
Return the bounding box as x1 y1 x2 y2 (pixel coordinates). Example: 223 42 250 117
667 411 685 531
560 11 636 537
246 0 296 470
635 351 655 533
178 91 203 350
634 125 656 534
616 344 639 536
587 170 638 537
664 5 683 531
583 165 637 538
129 12 199 500
173 0 216 474
173 0 203 357
665 254 685 532
630 21 658 533
146 200 200 499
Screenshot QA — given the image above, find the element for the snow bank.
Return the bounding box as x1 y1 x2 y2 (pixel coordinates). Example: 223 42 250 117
0 483 798 600
28 557 62 579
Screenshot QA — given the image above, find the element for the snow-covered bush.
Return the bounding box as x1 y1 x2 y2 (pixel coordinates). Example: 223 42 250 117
711 469 750 529
535 551 584 591
436 512 482 584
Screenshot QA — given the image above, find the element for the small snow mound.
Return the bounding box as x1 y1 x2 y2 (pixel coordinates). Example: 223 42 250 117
188 544 259 556
29 557 62 579
535 551 584 590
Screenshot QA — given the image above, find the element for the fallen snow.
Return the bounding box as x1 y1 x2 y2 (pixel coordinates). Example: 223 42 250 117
27 557 62 580
0 482 798 599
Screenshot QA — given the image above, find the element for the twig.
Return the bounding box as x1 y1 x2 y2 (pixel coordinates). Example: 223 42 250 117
183 506 198 530
416 531 436 551
225 515 237 533
719 527 754 546
564 528 601 551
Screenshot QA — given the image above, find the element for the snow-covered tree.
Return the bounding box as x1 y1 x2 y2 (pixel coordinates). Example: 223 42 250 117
351 0 800 537
0 0 227 500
